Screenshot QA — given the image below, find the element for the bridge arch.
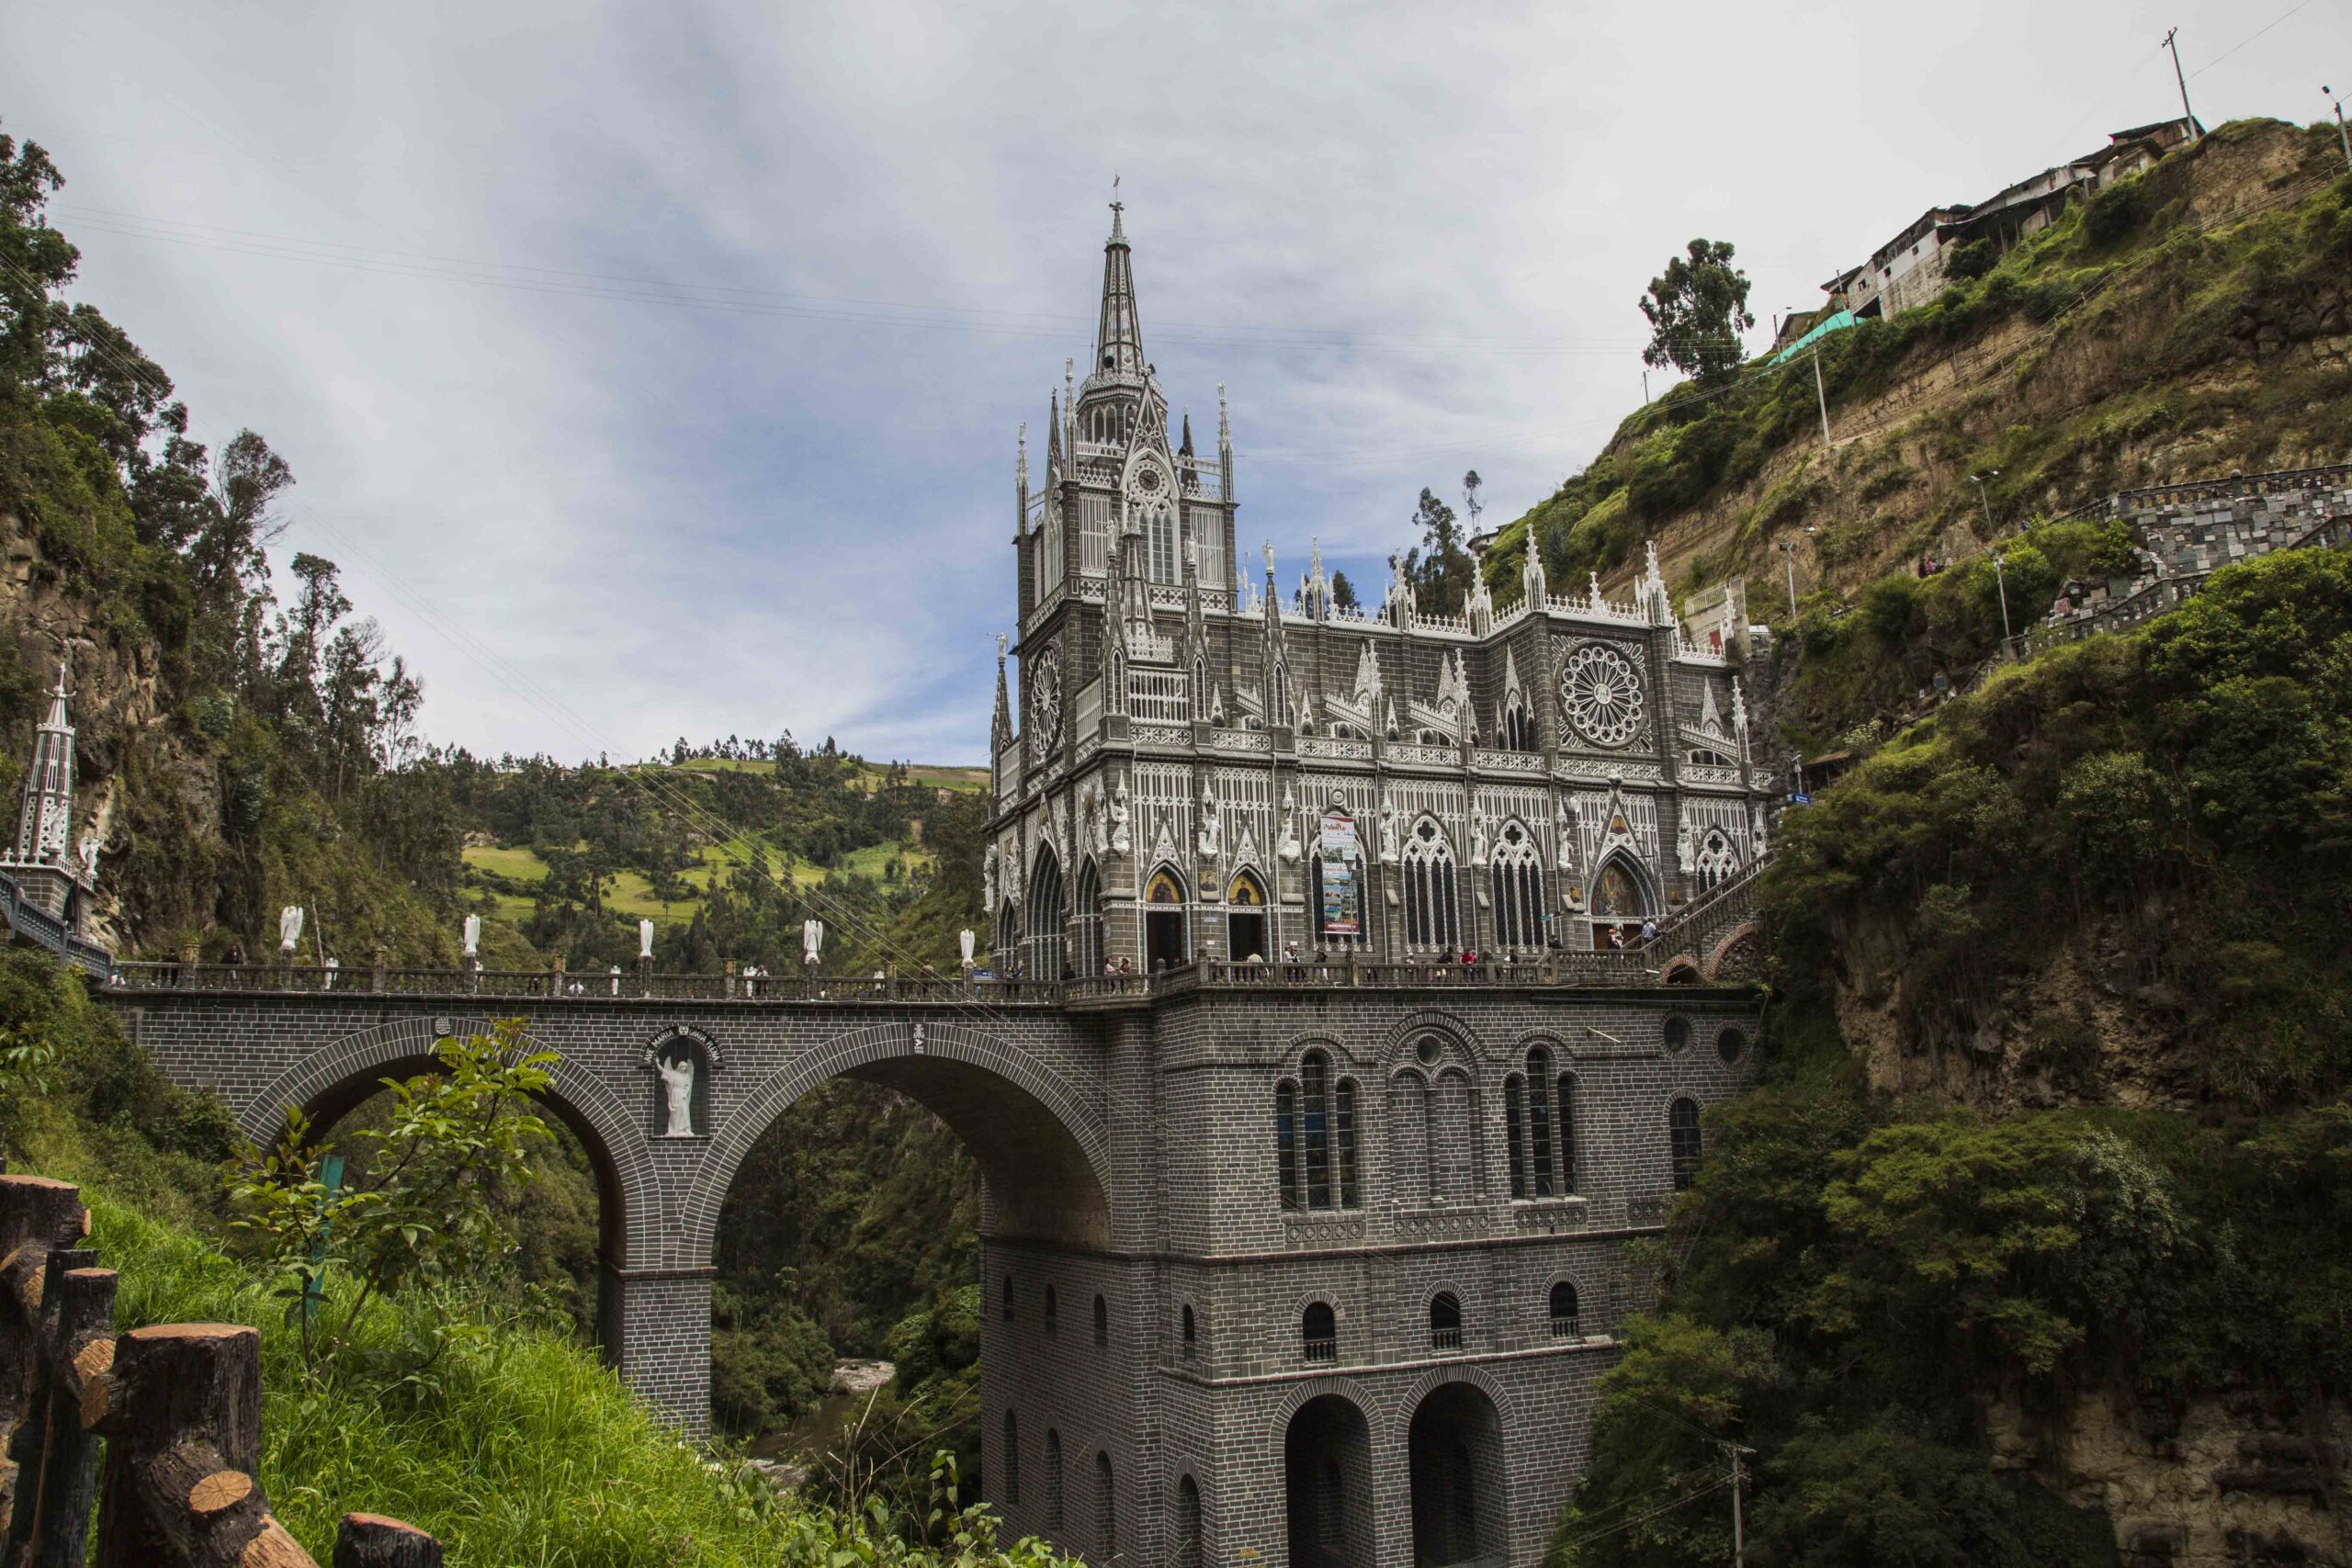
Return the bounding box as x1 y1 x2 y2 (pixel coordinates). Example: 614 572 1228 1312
240 1013 662 1275
680 1018 1112 1264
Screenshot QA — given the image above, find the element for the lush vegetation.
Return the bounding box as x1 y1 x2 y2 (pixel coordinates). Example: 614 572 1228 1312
1555 549 2352 1565
1485 119 2352 607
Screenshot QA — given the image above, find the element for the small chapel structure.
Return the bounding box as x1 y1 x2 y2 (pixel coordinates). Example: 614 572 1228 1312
988 205 1779 976
0 659 101 958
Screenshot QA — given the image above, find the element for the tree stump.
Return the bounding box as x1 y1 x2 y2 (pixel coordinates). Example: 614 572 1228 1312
90 1323 296 1568
29 1265 116 1567
0 1178 88 1541
334 1514 443 1568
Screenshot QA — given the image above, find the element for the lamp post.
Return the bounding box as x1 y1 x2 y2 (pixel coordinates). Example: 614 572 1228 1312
1969 469 1999 536
1993 549 2014 645
2329 87 2352 173
1778 537 1799 619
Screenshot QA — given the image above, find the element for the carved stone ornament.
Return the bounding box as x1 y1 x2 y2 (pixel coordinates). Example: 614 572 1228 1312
1558 642 1645 749
1029 643 1064 753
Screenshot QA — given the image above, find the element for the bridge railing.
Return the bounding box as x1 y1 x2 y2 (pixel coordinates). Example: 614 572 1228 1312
108 943 1755 1002
0 1168 444 1567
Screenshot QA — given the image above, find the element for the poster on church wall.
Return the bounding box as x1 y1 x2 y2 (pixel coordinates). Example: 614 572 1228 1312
1317 809 1362 937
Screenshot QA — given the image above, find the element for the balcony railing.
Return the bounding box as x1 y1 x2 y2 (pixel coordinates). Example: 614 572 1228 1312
1301 1337 1337 1364
1430 1326 1463 1350
1549 1314 1583 1341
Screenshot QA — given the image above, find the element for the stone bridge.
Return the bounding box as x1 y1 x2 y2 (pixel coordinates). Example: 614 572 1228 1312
105 953 1764 1568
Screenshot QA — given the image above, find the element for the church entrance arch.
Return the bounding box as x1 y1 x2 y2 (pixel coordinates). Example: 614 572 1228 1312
1227 869 1268 962
1589 852 1657 951
1144 863 1189 973
1407 1382 1507 1567
1283 1392 1374 1568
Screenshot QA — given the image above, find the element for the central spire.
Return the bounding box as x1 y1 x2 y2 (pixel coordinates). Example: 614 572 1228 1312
1094 192 1145 379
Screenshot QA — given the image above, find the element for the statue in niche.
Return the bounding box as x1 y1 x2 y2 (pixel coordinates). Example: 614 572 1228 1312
657 1049 697 1137
1109 780 1132 854
982 845 997 911
1379 793 1401 864
1469 812 1491 869
1197 786 1221 860
1676 819 1696 875
75 829 100 880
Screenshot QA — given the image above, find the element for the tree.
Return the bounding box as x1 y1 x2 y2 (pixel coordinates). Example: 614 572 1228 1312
1330 571 1360 613
1397 488 1476 616
1639 238 1756 388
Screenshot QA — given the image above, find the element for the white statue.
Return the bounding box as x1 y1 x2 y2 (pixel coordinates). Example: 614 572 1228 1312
802 918 825 966
1197 786 1221 859
1469 812 1491 870
638 919 655 961
1378 793 1401 864
1555 807 1580 874
1751 803 1770 859
657 1052 696 1137
462 913 481 959
1109 780 1132 855
1276 787 1302 866
74 829 100 880
278 906 304 953
982 845 997 911
608 964 621 996
1677 820 1696 875
958 929 976 967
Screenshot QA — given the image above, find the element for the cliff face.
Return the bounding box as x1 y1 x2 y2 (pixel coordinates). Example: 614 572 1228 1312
1490 119 2352 626
0 497 229 955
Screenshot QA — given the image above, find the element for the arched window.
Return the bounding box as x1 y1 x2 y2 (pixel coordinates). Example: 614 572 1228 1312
1402 818 1460 951
1043 1283 1058 1337
1433 1069 1476 1204
1555 1072 1579 1193
1694 829 1740 891
1302 1301 1337 1362
1028 847 1066 980
1592 854 1652 919
1145 864 1188 972
1489 822 1546 950
1092 1293 1108 1348
1274 1079 1300 1211
1040 500 1065 599
1548 1280 1580 1338
1043 1429 1064 1530
1001 1410 1022 1504
1073 858 1104 977
1429 1291 1463 1349
1147 502 1178 584
1176 1474 1203 1568
995 900 1019 968
1669 1098 1703 1190
1227 868 1268 962
1001 1273 1015 1321
1503 693 1532 751
1279 1052 1362 1212
1503 1075 1528 1199
1096 1451 1117 1558
1525 1046 1556 1197
1181 1303 1197 1357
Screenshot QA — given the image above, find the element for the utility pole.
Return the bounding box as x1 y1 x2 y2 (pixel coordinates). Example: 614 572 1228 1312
1779 537 1800 619
1812 349 1831 446
1722 1442 1754 1568
2329 86 2352 173
1994 549 2014 644
2163 28 2198 139
1642 369 1651 405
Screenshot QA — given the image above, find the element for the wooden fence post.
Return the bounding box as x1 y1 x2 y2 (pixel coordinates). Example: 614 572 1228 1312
28 1262 114 1567
0 1176 88 1539
334 1514 443 1567
89 1323 306 1567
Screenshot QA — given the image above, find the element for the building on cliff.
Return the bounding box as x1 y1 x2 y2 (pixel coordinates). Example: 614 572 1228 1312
0 659 106 975
987 205 1781 977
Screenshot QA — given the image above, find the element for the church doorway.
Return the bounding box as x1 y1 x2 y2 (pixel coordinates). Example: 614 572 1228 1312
1284 1393 1374 1568
1226 869 1267 962
1145 864 1188 972
1589 853 1655 952
1408 1382 1507 1567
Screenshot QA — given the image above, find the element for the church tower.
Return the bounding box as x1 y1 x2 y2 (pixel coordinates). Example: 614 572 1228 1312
4 658 96 928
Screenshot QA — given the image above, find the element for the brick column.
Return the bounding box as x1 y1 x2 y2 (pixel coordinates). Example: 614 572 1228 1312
603 1266 715 1434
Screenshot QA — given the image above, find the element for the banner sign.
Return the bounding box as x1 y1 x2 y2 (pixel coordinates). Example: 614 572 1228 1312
1317 810 1362 937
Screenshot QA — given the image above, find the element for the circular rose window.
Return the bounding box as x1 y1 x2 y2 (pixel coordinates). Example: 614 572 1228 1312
1558 643 1644 748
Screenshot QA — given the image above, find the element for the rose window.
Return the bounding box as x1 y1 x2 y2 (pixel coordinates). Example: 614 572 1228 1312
1030 648 1064 748
1558 643 1643 748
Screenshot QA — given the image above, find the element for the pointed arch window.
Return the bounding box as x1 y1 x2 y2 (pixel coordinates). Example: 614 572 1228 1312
1402 818 1460 952
1278 1051 1360 1212
1073 858 1104 977
1040 500 1065 598
1503 691 1533 751
1027 847 1066 979
1092 1293 1109 1348
1043 1429 1064 1530
1694 829 1740 891
1556 1071 1579 1193
1508 1046 1570 1198
1489 822 1545 950
1146 502 1179 584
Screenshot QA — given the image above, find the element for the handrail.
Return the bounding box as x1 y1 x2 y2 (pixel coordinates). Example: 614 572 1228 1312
106 943 1751 1001
0 1169 443 1566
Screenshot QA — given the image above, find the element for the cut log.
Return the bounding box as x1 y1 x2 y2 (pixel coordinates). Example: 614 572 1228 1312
28 1265 115 1567
333 1514 444 1568
93 1325 296 1568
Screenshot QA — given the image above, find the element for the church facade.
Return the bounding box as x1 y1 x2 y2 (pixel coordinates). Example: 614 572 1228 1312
987 209 1778 980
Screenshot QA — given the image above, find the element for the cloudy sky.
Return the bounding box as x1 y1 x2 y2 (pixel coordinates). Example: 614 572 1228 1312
5 0 2343 763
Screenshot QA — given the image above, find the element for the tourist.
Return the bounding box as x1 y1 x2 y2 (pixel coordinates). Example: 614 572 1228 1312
1640 918 1658 943
1283 940 1299 963
221 942 243 967
1608 927 1626 950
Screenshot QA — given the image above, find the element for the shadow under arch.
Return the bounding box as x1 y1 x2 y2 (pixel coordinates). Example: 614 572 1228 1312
681 1019 1112 1263
240 1014 659 1352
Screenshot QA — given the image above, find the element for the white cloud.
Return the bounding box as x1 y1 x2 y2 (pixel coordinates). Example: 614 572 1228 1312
5 0 2340 763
